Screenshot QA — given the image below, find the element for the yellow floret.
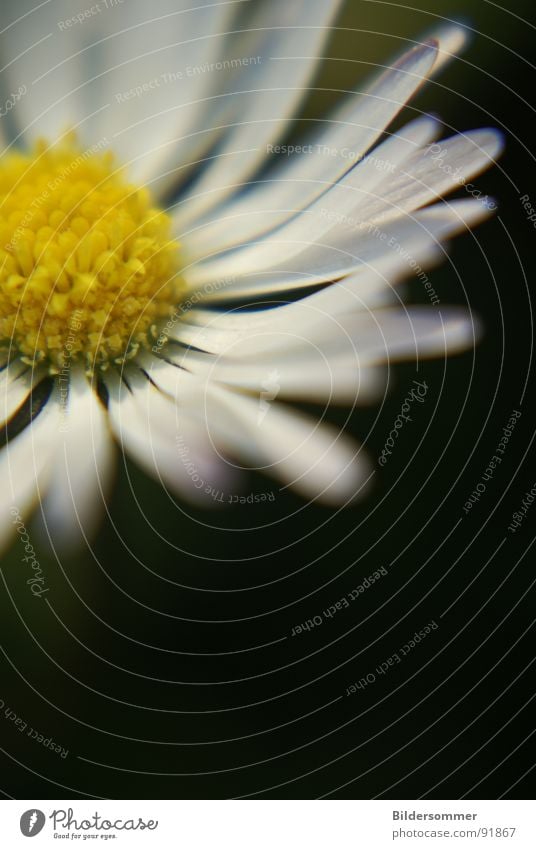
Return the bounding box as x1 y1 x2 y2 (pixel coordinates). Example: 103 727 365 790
0 133 182 370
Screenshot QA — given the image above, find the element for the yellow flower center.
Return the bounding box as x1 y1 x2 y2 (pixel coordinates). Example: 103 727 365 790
0 134 181 370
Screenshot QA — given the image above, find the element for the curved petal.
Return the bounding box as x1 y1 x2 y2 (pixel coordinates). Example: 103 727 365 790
178 38 440 242
181 198 492 300
104 367 237 504
171 300 477 363
203 382 372 504
178 23 472 246
0 385 61 554
182 113 441 258
39 368 115 550
173 0 344 221
188 350 384 406
1 361 35 425
0 0 237 165
185 129 502 286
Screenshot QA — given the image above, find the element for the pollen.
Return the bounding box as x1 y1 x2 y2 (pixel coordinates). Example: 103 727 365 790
0 134 181 370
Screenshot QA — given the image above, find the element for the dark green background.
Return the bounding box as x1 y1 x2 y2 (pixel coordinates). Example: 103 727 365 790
1 0 535 799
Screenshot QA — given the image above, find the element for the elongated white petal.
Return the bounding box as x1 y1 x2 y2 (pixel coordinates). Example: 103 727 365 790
424 23 471 76
177 40 438 236
352 129 504 227
181 24 472 245
135 349 207 400
0 387 61 554
175 0 344 222
1 362 38 426
181 259 404 344
101 1 240 187
180 22 471 244
200 354 384 405
186 126 501 285
180 261 404 339
106 372 194 499
183 114 441 258
105 369 235 504
184 198 491 299
163 297 475 422
39 369 115 550
0 0 236 162
204 383 371 503
172 300 477 361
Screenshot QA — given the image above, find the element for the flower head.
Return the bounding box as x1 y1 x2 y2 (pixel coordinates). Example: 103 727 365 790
0 1 503 551
1 134 180 368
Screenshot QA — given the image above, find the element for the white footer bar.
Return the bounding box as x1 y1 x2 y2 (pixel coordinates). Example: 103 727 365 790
1 800 534 848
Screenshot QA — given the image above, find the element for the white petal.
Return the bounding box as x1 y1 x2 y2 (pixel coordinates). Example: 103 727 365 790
168 288 388 357
176 40 438 237
172 300 477 362
184 198 491 298
1 361 39 426
0 386 61 554
198 353 384 405
174 0 344 222
186 124 501 285
177 24 467 235
105 368 235 504
157 313 384 403
135 349 206 399
424 23 471 76
180 263 402 339
181 23 472 245
0 0 236 160
99 1 240 187
183 113 440 258
39 369 115 550
203 383 371 504
350 129 504 227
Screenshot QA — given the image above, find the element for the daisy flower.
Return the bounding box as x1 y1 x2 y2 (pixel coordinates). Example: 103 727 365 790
0 1 503 551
